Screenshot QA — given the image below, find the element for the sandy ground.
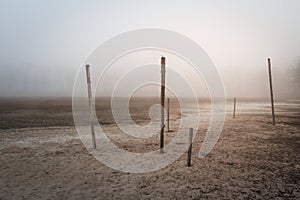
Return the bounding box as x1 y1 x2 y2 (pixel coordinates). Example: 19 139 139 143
0 98 299 199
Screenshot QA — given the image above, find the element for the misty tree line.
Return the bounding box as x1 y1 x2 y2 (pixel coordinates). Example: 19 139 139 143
286 61 300 98
272 61 300 99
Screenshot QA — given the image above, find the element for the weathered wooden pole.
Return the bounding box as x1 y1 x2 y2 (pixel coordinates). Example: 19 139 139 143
85 64 97 149
187 128 193 167
233 97 236 118
167 98 170 132
160 56 166 153
267 58 276 125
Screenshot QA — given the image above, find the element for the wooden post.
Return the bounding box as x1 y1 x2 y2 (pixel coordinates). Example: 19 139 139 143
85 65 97 149
187 128 193 167
167 98 170 132
267 58 276 125
233 97 236 119
160 57 166 153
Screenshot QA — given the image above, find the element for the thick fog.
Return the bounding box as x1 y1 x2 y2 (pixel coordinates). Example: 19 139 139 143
1 57 299 99
221 63 300 99
0 0 299 99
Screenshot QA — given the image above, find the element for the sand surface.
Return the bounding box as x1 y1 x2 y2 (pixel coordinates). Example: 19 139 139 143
0 98 299 199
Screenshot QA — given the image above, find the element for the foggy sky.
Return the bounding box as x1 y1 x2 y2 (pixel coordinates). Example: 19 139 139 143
0 0 300 98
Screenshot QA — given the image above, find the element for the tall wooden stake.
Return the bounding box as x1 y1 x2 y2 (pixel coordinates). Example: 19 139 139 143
233 97 236 119
167 98 170 132
187 128 193 167
160 57 166 153
85 65 97 149
267 58 276 125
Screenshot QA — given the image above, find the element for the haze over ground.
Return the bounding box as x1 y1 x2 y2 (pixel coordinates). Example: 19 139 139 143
0 0 299 98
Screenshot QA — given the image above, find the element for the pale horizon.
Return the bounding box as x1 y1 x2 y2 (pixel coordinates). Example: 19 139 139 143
0 0 299 98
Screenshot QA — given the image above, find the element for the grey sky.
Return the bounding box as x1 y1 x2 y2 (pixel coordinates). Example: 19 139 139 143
0 0 299 98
